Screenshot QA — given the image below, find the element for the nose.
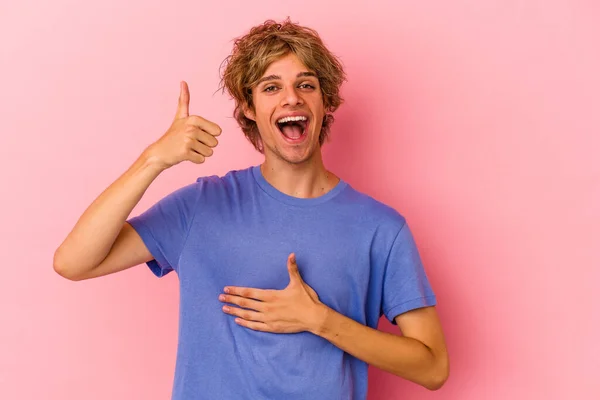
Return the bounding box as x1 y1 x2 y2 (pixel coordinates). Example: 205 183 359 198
279 85 303 107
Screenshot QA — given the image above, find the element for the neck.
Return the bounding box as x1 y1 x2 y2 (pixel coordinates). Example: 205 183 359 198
260 152 340 199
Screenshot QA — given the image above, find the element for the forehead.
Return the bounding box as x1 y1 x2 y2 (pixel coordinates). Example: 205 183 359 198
261 53 314 77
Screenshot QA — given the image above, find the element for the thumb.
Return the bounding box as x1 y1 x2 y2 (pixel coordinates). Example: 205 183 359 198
175 81 190 119
287 253 301 281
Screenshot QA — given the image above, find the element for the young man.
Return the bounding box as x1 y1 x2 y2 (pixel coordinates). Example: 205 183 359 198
54 19 449 399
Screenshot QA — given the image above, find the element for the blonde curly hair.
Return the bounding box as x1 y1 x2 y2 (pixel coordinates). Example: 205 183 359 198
219 18 347 152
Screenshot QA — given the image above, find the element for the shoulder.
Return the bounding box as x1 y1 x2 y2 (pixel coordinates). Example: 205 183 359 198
190 167 255 207
336 184 407 232
194 166 253 189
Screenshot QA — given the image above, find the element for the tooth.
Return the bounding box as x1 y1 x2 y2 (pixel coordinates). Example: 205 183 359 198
277 116 307 123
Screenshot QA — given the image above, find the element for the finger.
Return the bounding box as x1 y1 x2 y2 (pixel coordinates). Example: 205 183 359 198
305 284 319 300
224 286 271 301
234 318 271 332
190 141 214 158
187 150 206 164
222 305 265 322
175 81 190 119
187 115 223 137
287 253 301 281
219 294 265 312
194 130 219 148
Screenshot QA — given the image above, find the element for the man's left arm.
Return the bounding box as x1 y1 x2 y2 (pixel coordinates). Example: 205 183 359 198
220 253 449 391
312 303 449 391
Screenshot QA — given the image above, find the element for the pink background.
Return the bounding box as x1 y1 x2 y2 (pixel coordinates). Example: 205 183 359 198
1 0 599 398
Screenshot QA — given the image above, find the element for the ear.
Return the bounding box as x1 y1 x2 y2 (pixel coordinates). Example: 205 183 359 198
242 103 255 121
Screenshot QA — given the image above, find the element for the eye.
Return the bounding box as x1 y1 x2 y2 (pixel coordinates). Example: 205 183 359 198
299 83 315 89
264 85 278 92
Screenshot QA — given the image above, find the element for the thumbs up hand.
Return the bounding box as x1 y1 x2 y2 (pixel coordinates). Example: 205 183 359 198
144 81 222 171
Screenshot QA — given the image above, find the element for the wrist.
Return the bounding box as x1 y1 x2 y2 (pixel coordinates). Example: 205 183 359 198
139 148 168 174
309 303 332 337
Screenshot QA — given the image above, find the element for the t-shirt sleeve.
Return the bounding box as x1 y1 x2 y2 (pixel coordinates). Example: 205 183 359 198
381 221 437 324
126 181 199 277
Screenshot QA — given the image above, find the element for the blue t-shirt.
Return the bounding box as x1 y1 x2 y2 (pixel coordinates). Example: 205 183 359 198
127 165 436 400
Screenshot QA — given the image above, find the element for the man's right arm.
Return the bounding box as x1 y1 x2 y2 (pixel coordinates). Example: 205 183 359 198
53 154 165 281
53 81 221 281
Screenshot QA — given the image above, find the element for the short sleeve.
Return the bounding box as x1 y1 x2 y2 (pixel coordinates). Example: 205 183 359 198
126 181 199 277
381 221 437 324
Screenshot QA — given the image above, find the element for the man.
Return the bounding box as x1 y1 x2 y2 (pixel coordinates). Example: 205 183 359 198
54 18 449 399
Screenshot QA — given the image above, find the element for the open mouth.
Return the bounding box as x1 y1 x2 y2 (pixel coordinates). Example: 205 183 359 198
276 116 309 142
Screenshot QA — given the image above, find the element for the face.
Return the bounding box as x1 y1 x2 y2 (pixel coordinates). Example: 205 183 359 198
244 53 325 165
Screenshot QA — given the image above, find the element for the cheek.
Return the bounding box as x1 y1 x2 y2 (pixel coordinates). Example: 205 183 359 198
253 103 274 125
311 96 325 114
258 114 272 130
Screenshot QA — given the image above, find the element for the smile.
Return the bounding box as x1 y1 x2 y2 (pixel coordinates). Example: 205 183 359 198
275 115 309 143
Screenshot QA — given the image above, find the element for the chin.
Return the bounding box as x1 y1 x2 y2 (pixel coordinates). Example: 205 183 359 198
263 142 317 165
260 121 323 164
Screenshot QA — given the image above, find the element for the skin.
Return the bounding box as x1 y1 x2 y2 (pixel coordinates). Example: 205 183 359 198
222 53 450 390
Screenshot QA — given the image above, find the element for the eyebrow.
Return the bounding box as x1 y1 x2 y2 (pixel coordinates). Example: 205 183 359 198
255 71 318 86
